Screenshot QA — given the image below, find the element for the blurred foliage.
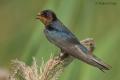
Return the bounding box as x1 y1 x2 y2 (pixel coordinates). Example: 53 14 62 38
0 0 120 80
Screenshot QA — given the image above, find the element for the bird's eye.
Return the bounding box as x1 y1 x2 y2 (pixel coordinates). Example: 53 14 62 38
42 12 50 18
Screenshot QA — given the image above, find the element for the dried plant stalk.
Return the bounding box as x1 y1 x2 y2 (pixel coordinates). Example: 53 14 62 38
0 68 9 80
9 38 95 80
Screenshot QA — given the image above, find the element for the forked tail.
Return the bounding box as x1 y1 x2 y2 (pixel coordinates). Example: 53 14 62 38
91 55 111 72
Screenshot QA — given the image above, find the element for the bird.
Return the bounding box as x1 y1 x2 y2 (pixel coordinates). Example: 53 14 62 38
36 10 111 72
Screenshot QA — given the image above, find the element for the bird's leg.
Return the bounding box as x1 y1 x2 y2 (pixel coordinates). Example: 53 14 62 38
59 49 69 60
58 49 74 67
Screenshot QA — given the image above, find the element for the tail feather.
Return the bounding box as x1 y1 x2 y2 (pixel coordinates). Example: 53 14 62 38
91 55 111 72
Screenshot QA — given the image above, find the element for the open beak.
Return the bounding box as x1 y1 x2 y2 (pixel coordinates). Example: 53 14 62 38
36 13 47 25
36 14 46 22
36 14 41 19
36 12 43 19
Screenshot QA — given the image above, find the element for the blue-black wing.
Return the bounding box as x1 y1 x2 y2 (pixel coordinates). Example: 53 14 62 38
44 21 88 54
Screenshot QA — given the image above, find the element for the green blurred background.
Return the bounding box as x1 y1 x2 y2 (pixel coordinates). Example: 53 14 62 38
0 0 120 80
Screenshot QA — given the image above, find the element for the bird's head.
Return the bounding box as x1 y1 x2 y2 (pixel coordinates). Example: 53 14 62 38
36 10 57 26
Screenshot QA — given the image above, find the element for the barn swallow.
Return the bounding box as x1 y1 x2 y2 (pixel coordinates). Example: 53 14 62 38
36 10 111 71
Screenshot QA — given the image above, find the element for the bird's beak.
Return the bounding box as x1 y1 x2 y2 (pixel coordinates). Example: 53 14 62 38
36 13 48 25
36 13 46 21
36 15 46 22
36 13 42 19
36 12 43 19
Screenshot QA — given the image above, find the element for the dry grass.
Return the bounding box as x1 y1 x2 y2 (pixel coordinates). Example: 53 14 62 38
9 56 73 80
4 38 95 80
